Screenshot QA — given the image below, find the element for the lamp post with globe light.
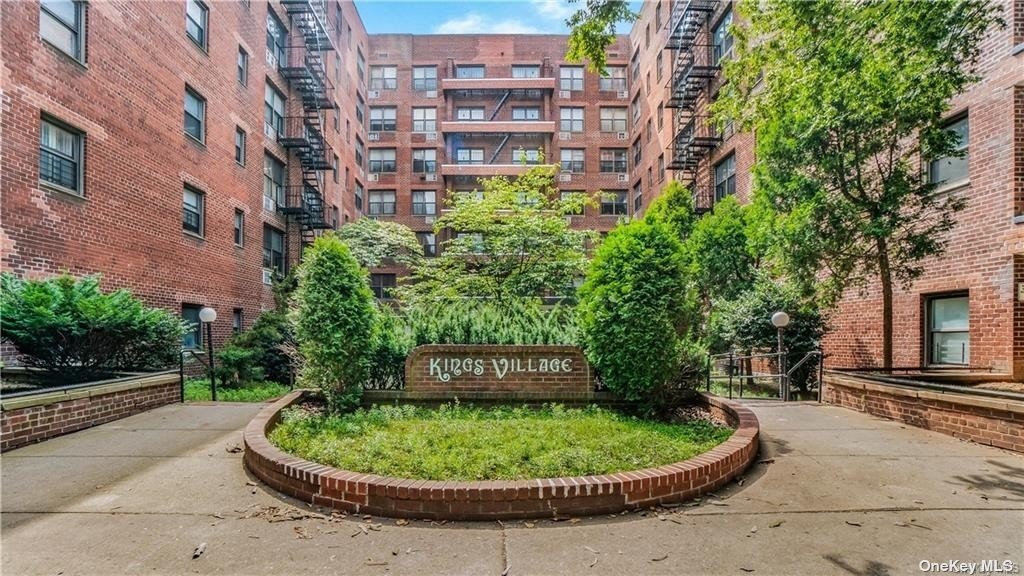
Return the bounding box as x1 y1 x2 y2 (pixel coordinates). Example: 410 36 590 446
199 306 217 401
771 311 790 400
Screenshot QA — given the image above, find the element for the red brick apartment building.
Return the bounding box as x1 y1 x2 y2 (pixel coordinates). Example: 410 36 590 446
2 0 1022 379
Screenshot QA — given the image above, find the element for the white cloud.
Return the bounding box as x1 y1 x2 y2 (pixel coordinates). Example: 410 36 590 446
433 12 542 34
530 0 573 21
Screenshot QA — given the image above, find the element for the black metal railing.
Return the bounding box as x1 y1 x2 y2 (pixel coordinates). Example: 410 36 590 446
668 117 721 170
39 150 78 190
665 0 719 52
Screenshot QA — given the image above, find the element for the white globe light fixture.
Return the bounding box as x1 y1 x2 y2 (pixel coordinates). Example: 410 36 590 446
199 306 217 323
198 306 218 401
771 311 790 328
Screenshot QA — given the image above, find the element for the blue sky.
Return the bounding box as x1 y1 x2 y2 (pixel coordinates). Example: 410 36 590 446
354 0 643 35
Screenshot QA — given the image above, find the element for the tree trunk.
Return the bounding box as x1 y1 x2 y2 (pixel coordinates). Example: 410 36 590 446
877 238 894 369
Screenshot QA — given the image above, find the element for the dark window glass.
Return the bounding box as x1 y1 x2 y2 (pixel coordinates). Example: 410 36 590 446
39 118 82 193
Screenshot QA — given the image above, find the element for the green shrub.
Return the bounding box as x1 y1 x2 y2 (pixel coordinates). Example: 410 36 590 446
292 234 377 413
368 305 413 389
577 219 703 415
221 308 295 386
183 378 290 403
404 298 577 346
214 344 263 388
0 273 186 383
707 277 827 391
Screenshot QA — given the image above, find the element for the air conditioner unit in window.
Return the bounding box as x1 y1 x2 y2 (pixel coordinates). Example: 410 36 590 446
424 216 435 224
558 90 570 99
617 173 628 182
368 90 380 99
559 132 571 141
424 173 437 182
559 173 572 182
617 90 628 99
617 131 628 140
262 269 273 286
425 132 437 141
426 90 438 98
368 173 379 182
368 132 379 141
262 196 276 211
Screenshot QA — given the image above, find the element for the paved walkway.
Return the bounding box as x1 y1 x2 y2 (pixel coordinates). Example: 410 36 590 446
2 400 1022 575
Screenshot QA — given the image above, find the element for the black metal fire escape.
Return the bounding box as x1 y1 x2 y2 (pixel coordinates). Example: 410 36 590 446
665 0 720 214
277 0 336 244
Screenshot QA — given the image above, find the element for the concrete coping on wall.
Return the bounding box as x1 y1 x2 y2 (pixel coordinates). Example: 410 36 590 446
243 390 760 520
825 371 1024 416
1 371 180 412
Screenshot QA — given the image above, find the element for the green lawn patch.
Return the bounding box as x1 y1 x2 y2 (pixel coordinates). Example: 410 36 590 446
184 379 290 403
269 404 733 481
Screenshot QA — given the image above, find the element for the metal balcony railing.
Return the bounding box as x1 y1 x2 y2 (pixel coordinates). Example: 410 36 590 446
668 117 721 170
280 185 331 229
665 50 719 110
665 0 719 52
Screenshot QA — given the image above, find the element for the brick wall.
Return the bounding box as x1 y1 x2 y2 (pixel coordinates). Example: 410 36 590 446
404 344 593 400
824 372 1024 452
1 372 180 452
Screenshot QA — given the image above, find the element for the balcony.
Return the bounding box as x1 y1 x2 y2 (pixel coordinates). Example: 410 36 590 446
665 0 719 52
666 51 719 110
278 185 331 229
440 120 556 135
278 46 335 110
277 116 334 170
440 163 556 178
441 77 556 92
668 117 721 170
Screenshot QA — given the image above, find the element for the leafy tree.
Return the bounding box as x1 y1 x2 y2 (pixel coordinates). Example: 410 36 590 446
399 163 596 303
716 0 1002 367
577 218 703 415
0 274 186 383
337 217 423 269
292 234 377 412
643 180 698 240
566 0 638 73
682 196 758 307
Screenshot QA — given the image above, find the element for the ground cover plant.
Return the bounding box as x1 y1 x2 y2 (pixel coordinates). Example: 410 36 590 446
183 379 290 403
269 403 732 481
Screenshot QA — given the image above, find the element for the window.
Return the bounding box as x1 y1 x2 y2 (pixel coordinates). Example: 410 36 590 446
630 48 640 81
368 190 396 215
331 205 339 229
412 190 436 215
599 66 627 92
712 9 734 65
39 117 83 194
333 104 340 132
355 137 364 168
413 66 437 90
560 149 585 173
560 66 584 91
332 154 339 183
512 65 540 78
356 48 365 84
646 119 653 143
233 209 245 246
560 191 585 215
237 47 248 86
234 127 246 165
370 274 397 299
412 108 436 132
183 185 204 236
560 107 584 132
512 107 540 121
601 190 628 215
655 2 663 29
928 294 970 365
929 115 969 188
417 232 437 257
634 182 643 212
632 138 642 167
355 182 364 212
600 107 628 132
264 83 285 139
456 107 485 120
369 107 397 131
263 225 285 275
40 0 85 61
355 94 365 125
513 148 540 165
369 149 396 173
456 148 484 164
599 149 627 173
456 65 484 79
370 65 397 90
232 309 243 334
645 24 651 49
185 0 208 49
656 52 663 82
412 149 436 173
658 154 665 182
630 94 641 127
657 102 664 131
714 153 736 201
263 153 285 206
266 11 286 69
184 87 205 142
182 305 202 349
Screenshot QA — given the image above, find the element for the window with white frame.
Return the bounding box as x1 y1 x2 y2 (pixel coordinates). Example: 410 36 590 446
412 149 436 173
184 87 205 142
263 153 285 205
412 108 436 132
456 65 484 79
599 66 627 92
185 0 208 49
369 148 396 173
456 107 485 120
512 107 540 121
599 148 627 172
600 107 627 132
560 148 585 173
929 115 969 188
264 83 285 139
560 66 584 91
370 65 397 90
456 148 484 164
369 106 396 131
183 185 204 236
511 65 540 78
513 148 540 165
368 190 396 215
412 66 437 90
237 47 249 86
714 153 736 201
412 190 436 215
560 107 584 132
927 294 969 365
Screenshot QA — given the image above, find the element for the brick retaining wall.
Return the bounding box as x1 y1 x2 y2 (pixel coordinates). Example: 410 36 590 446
1 372 180 452
243 391 759 520
824 372 1024 452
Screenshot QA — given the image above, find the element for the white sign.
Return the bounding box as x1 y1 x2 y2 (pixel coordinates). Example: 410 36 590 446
427 356 574 383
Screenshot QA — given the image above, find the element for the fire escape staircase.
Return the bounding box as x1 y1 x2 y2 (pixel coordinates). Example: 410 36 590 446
668 117 721 213
276 0 336 244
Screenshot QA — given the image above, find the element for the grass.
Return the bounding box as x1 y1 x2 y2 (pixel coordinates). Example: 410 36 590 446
269 403 734 481
183 379 291 403
708 377 781 399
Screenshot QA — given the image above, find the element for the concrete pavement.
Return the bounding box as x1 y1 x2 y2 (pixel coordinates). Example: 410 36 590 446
2 400 1022 575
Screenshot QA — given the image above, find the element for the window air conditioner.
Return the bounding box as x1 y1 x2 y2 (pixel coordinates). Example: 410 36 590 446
558 132 571 141
617 90 628 99
368 132 380 141
617 173 628 182
262 269 273 285
262 196 276 211
558 90 570 99
368 173 379 182
368 90 380 99
424 173 437 182
617 132 628 140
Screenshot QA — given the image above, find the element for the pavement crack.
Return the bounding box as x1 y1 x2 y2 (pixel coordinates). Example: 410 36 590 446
680 505 1024 517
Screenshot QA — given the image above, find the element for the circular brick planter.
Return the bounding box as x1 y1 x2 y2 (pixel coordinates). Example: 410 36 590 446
243 391 759 520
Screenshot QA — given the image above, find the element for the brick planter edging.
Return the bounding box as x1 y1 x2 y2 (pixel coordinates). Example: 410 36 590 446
243 391 759 520
824 371 1024 453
